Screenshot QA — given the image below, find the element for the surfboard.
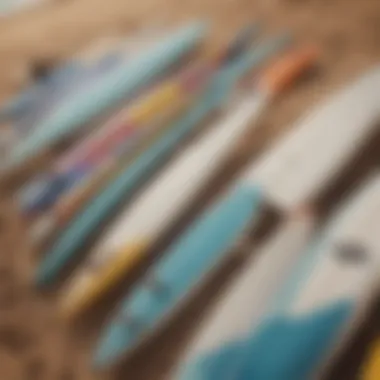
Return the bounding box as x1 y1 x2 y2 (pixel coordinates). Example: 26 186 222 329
92 66 380 369
59 46 316 320
173 173 380 380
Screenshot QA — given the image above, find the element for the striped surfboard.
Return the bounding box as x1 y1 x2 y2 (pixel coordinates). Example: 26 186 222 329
2 21 207 172
59 46 317 319
19 54 214 217
34 34 291 287
27 25 259 244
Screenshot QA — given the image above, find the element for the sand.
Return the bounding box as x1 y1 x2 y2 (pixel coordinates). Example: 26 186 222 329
0 0 380 379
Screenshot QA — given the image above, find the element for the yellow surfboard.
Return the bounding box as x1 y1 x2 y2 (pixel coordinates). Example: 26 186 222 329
361 338 380 380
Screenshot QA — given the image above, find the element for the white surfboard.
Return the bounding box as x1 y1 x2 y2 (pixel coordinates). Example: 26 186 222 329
248 67 380 211
173 173 380 380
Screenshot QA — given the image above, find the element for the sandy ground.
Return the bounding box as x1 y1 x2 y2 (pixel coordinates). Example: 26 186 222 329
1 0 380 379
